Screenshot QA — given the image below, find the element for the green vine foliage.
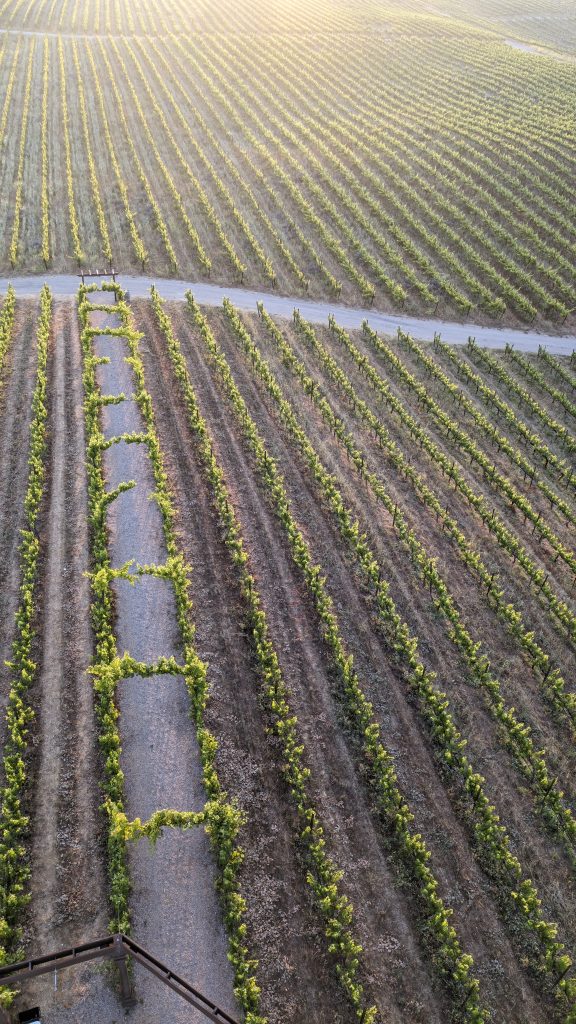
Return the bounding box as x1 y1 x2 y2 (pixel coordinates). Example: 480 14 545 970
151 286 377 1022
0 287 51 999
291 311 575 732
505 345 576 422
259 308 576 855
185 290 489 1023
361 326 576 576
537 347 576 396
397 330 575 527
435 336 573 488
0 286 16 383
468 340 576 458
218 295 576 1016
345 321 576 640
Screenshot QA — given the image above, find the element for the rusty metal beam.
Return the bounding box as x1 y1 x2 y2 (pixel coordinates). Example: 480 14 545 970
0 934 239 1023
123 935 239 1023
0 936 116 986
79 269 115 281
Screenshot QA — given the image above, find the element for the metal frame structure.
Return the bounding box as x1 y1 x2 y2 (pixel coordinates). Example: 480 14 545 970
0 934 239 1024
79 269 116 284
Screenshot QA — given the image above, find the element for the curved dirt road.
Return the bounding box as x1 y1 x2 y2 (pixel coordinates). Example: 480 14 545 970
1 274 575 354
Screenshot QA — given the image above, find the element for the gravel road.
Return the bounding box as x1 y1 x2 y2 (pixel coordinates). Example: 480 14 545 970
1 274 575 354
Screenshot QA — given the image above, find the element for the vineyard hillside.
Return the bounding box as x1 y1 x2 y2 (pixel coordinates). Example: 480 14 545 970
0 0 573 326
0 2 574 1024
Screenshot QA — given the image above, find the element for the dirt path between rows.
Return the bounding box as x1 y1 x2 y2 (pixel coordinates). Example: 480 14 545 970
0 303 38 742
0 274 574 354
503 38 576 62
18 304 117 1022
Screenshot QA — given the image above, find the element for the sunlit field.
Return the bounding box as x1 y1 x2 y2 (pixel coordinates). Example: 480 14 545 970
0 3 575 1023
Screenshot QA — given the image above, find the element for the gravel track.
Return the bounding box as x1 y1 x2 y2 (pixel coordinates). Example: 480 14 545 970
0 274 574 353
89 296 237 1023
